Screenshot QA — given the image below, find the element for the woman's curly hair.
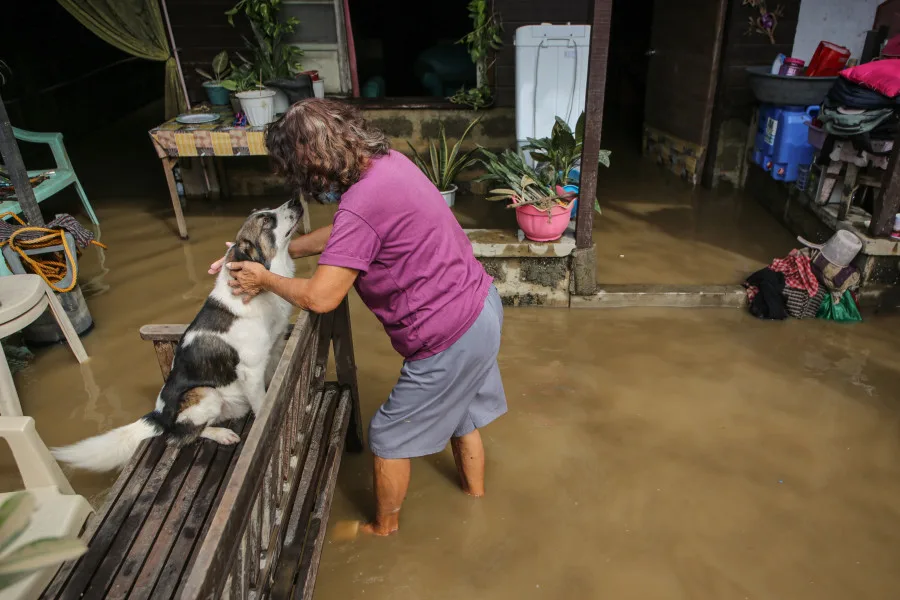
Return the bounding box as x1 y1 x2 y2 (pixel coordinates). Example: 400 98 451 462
265 99 390 199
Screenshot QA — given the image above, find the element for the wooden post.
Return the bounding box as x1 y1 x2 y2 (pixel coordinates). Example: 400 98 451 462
574 0 612 250
869 130 900 237
0 91 44 226
572 0 612 295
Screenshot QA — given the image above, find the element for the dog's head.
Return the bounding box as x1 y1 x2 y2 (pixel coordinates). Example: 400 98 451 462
230 199 303 269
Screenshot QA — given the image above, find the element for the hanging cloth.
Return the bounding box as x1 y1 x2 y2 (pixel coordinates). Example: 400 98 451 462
57 0 186 118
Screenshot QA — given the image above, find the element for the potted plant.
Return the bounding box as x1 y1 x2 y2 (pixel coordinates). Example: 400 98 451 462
407 118 481 207
522 112 611 218
195 50 232 106
226 0 305 114
223 64 276 126
450 0 502 110
478 149 574 242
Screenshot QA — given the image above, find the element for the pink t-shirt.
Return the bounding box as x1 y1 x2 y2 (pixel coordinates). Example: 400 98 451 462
318 150 491 361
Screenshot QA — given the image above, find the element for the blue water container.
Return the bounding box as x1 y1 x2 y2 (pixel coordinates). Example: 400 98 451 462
753 104 818 182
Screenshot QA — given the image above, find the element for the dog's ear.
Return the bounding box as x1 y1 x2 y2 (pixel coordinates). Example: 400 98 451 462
232 238 271 270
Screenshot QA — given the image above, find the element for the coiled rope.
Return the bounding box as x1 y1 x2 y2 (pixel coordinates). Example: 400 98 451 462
0 212 107 293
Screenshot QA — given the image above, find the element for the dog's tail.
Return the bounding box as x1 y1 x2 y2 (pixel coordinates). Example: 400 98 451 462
52 415 163 472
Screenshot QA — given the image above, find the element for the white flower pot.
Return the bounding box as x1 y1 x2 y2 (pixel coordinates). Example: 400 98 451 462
440 185 457 207
237 89 277 126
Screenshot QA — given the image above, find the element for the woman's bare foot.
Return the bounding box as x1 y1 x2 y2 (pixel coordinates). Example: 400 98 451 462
359 520 399 536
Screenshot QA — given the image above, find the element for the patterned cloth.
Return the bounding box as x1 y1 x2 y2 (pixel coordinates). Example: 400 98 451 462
0 214 97 249
149 106 269 158
769 250 819 297
784 286 827 319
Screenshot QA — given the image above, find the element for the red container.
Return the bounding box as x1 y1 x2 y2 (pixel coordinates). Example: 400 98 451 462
779 58 805 76
806 41 851 77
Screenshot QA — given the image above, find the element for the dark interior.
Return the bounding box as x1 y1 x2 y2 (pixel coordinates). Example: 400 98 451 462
348 0 475 98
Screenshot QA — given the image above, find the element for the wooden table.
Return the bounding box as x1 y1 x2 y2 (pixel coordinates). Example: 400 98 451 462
149 108 270 240
813 138 893 222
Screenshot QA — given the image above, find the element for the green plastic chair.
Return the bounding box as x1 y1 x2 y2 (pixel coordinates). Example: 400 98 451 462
1 128 98 226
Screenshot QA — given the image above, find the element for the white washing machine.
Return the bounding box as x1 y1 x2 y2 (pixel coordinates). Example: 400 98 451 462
515 23 591 156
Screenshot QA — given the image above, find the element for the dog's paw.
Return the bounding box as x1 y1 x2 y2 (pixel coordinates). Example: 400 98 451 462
201 427 242 445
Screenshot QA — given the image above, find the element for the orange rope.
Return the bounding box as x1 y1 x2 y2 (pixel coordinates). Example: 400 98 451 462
0 212 107 293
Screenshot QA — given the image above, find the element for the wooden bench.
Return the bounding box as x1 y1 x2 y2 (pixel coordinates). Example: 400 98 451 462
42 299 363 599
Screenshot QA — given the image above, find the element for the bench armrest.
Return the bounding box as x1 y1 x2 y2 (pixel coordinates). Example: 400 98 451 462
0 417 75 494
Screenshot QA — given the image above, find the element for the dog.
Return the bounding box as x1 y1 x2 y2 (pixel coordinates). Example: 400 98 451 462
52 200 303 472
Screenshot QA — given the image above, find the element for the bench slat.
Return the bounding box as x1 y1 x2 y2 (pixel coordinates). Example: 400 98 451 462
296 389 352 600
269 385 341 597
84 443 191 598
157 417 251 599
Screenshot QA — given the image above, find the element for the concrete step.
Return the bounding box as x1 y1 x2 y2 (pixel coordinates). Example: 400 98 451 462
572 285 748 309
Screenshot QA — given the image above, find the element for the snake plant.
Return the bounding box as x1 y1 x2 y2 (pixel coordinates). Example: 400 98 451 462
0 493 86 590
408 118 481 192
476 149 565 211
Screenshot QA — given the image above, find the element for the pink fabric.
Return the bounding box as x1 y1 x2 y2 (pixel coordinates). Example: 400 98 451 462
319 150 491 361
841 59 900 98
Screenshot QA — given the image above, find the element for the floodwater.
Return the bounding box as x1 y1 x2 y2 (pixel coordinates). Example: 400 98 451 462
6 105 900 598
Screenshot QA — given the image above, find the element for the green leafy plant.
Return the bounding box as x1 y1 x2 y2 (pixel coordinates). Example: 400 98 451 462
523 113 611 187
449 86 493 111
195 50 232 84
477 149 565 212
407 119 481 192
450 0 502 110
226 0 303 82
0 493 86 590
221 58 264 93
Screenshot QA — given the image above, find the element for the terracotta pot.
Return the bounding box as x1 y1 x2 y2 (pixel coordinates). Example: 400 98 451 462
515 203 572 242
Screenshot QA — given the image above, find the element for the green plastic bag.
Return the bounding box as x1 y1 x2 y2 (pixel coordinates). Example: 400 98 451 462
816 290 862 323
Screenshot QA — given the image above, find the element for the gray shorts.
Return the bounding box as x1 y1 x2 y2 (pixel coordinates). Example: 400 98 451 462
368 286 506 459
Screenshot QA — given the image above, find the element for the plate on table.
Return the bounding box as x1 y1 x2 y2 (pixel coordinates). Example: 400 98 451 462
176 113 220 125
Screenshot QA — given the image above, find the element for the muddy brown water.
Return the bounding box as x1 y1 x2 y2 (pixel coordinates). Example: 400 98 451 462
6 108 900 598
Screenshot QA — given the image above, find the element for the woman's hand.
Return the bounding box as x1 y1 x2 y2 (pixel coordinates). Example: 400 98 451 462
208 242 234 275
226 261 270 303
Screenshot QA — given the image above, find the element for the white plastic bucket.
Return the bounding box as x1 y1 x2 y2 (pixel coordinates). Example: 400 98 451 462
270 88 290 114
237 89 277 126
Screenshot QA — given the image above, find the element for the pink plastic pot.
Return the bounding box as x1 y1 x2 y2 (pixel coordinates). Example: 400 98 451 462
515 203 572 242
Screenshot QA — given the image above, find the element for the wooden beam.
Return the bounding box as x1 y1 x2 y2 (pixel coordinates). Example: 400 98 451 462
0 91 44 226
575 0 613 250
869 129 900 237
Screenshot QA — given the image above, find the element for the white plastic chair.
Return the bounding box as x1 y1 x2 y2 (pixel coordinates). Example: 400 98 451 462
0 417 93 600
0 275 88 416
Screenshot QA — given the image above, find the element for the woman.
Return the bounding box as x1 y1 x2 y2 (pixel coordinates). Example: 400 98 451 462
210 99 506 536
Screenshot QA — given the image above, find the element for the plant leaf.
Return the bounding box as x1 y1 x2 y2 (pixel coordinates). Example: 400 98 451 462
0 538 86 577
0 494 33 555
575 111 586 144
597 149 612 168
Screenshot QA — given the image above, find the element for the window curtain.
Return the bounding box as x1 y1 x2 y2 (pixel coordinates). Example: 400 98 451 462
57 0 186 118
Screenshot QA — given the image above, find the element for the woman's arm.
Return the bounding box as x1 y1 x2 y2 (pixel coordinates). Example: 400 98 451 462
227 262 358 313
209 225 334 274
288 225 333 259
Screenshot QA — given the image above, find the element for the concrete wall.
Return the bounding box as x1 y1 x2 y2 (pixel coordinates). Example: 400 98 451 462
792 0 883 62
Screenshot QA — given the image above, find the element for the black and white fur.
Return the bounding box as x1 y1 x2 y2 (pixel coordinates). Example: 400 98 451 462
52 200 303 472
